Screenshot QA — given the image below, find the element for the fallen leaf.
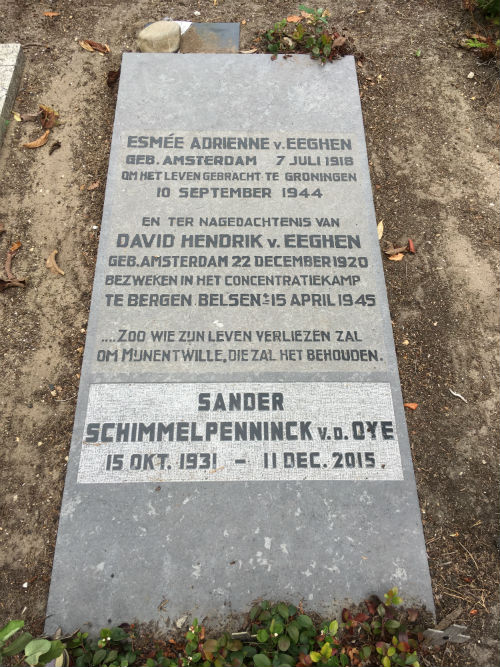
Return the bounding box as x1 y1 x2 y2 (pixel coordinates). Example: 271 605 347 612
287 15 302 22
377 220 384 239
470 609 478 615
0 278 26 292
241 19 247 25
46 249 65 275
408 238 416 253
384 241 408 256
407 609 419 622
9 241 21 254
49 141 61 155
23 129 50 149
107 67 120 86
39 104 59 129
332 36 347 47
403 403 418 410
43 11 60 17
87 181 100 191
81 39 110 53
240 48 258 54
12 111 22 122
388 252 405 261
79 40 95 52
20 112 42 122
79 184 86 191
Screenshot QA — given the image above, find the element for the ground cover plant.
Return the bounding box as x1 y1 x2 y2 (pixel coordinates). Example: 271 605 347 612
1 589 430 667
260 5 352 63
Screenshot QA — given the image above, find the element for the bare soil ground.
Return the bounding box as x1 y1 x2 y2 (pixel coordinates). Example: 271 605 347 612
0 1 498 665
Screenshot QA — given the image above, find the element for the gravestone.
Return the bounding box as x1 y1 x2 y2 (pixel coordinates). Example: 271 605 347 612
46 54 433 633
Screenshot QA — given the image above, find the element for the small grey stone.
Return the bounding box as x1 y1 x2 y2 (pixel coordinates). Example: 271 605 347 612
137 21 180 53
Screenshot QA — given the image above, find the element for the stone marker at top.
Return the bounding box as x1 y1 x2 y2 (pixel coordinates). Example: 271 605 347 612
46 54 433 633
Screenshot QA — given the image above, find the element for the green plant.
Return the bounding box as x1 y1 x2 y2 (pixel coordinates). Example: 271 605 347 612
262 6 350 63
0 620 64 666
65 626 138 667
0 590 429 667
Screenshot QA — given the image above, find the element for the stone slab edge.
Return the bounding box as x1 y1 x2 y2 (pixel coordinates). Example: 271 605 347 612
0 44 24 148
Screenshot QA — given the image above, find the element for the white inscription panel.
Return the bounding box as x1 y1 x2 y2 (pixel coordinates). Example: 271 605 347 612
78 382 403 483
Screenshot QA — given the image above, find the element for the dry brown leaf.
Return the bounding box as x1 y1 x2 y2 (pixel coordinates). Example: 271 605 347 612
87 181 100 191
23 129 50 149
408 238 416 254
79 184 86 191
107 67 121 86
44 11 60 17
377 220 384 240
20 111 42 122
403 403 418 410
83 39 110 53
388 252 404 261
46 249 65 275
49 140 61 155
79 40 95 52
0 278 26 292
240 48 258 54
9 241 22 253
332 36 347 48
39 104 59 129
287 15 302 22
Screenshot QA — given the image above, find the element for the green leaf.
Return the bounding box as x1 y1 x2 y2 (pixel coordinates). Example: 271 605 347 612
296 615 313 629
228 640 243 652
1 632 33 656
309 652 321 663
339 655 349 667
286 624 299 644
272 622 284 636
257 630 269 643
0 620 24 645
377 604 386 617
253 654 271 667
203 639 218 654
387 646 396 657
384 620 400 634
38 641 64 666
192 653 202 663
250 606 261 621
320 644 332 660
288 605 297 617
328 621 338 637
382 657 391 667
360 646 371 660
146 659 156 667
25 639 52 666
243 646 257 658
276 604 289 620
277 654 294 666
92 649 108 666
110 628 128 642
277 637 290 652
405 653 418 665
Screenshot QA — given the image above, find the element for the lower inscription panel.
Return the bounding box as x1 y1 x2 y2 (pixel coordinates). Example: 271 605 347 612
78 382 403 482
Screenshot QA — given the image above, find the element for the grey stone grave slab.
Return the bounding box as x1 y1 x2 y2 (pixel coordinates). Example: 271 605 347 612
0 44 24 148
46 54 434 634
